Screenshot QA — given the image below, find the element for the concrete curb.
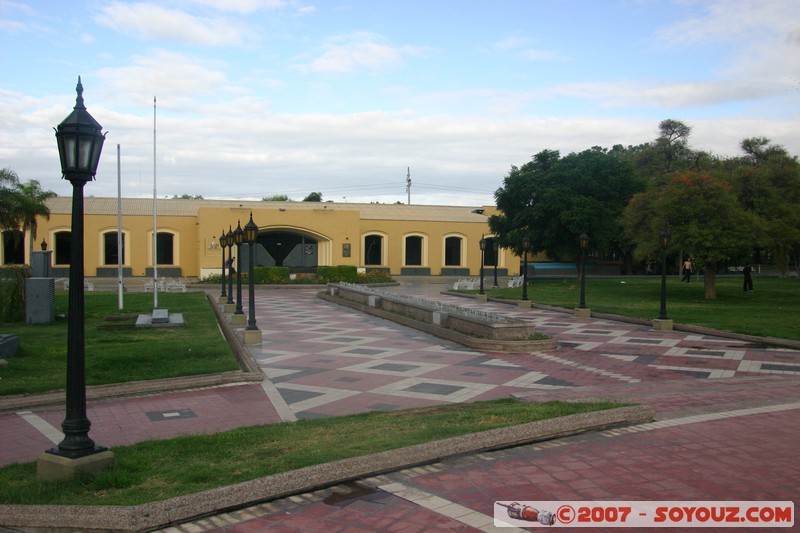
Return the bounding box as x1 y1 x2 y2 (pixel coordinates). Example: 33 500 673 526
0 404 654 532
0 293 263 413
445 291 800 350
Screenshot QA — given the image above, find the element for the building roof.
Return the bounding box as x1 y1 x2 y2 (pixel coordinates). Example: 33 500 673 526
46 197 490 223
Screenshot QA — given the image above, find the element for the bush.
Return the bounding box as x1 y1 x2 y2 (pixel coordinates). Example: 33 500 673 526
0 266 31 322
358 270 393 284
253 266 290 284
317 265 358 283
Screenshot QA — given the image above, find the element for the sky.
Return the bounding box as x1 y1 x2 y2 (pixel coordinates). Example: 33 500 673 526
1 0 800 206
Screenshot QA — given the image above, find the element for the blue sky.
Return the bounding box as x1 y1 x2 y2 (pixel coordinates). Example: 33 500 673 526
2 0 799 205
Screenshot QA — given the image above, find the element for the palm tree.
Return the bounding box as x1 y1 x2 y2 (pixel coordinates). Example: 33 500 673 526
0 167 22 230
16 179 57 260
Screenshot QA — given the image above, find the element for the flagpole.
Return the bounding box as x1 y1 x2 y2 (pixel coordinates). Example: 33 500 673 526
117 144 124 310
153 96 158 309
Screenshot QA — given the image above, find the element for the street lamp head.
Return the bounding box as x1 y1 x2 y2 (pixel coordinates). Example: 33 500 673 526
244 212 258 243
659 224 671 250
220 228 227 248
233 220 244 245
479 235 486 251
55 77 106 184
226 226 234 248
579 233 589 250
522 236 530 252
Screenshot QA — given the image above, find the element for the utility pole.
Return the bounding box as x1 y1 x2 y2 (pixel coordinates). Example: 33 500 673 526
406 167 411 205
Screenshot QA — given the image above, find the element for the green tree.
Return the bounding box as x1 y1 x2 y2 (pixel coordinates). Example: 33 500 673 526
262 194 290 201
0 168 22 230
655 119 693 173
16 179 56 259
303 191 323 202
172 194 204 199
732 138 800 276
623 171 760 299
489 148 644 266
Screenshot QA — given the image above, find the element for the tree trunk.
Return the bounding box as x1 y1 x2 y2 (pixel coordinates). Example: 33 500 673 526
704 264 717 299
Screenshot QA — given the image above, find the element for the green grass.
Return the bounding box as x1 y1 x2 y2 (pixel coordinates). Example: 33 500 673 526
485 276 800 340
0 398 626 506
0 292 240 396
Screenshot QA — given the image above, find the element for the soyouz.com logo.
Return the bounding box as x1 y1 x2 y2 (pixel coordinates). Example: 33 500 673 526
494 501 794 528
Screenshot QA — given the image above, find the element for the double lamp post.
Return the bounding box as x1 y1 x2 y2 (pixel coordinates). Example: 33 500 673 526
219 215 262 342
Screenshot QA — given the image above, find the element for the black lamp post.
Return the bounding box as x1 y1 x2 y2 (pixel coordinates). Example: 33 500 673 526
226 226 235 306
219 228 227 300
479 236 486 295
244 213 259 333
50 77 106 459
521 236 530 301
233 221 245 318
492 240 499 288
658 224 671 320
579 233 589 309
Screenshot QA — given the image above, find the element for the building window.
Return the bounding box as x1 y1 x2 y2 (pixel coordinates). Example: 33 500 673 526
405 235 422 266
2 230 24 265
103 232 125 265
54 231 71 265
156 232 174 265
444 236 462 266
484 237 498 267
364 235 382 265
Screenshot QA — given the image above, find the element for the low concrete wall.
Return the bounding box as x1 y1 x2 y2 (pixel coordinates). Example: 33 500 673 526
324 284 557 352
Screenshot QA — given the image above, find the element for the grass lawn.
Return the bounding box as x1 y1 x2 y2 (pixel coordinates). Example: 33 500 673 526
0 398 626 506
485 276 800 340
0 292 240 396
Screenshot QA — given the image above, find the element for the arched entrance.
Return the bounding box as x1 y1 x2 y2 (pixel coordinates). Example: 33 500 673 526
241 229 325 272
262 231 318 270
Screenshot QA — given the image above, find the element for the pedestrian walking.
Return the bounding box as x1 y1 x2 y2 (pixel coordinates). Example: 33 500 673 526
681 257 693 283
743 264 753 291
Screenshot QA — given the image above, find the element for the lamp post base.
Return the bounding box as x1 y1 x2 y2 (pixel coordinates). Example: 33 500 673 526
243 328 262 345
652 318 673 331
574 307 591 318
37 449 114 482
223 303 236 313
217 295 227 304
475 294 488 302
517 300 532 308
230 313 247 326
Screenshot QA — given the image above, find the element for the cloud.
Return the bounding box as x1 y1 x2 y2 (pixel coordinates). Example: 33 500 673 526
96 51 234 107
188 0 288 14
94 2 250 46
296 32 423 73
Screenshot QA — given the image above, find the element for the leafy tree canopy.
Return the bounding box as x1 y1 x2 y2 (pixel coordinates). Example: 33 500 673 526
623 171 761 298
262 194 290 201
489 148 644 260
303 191 323 202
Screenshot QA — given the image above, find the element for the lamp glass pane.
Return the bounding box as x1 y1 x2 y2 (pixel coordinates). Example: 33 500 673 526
64 137 77 169
78 136 93 170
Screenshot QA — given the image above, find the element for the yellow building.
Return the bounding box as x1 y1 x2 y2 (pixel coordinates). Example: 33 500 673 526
2 197 526 279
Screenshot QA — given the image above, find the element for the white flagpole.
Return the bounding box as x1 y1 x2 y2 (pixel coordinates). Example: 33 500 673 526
117 144 124 310
153 96 158 309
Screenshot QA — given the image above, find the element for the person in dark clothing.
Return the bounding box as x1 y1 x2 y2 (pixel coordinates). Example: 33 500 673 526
226 256 235 274
681 257 693 283
743 264 753 291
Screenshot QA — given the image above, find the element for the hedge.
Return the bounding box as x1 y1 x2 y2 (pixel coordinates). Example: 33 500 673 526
0 265 31 322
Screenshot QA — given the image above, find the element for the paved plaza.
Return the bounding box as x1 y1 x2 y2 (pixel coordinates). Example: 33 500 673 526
1 280 799 531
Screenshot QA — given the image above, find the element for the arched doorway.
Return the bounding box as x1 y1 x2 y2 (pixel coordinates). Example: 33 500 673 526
241 229 323 272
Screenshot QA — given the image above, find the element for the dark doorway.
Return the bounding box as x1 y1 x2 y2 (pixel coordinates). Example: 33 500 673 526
261 231 318 269
2 230 24 264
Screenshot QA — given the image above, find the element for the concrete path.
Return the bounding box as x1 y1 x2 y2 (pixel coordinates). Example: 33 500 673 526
2 280 799 531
